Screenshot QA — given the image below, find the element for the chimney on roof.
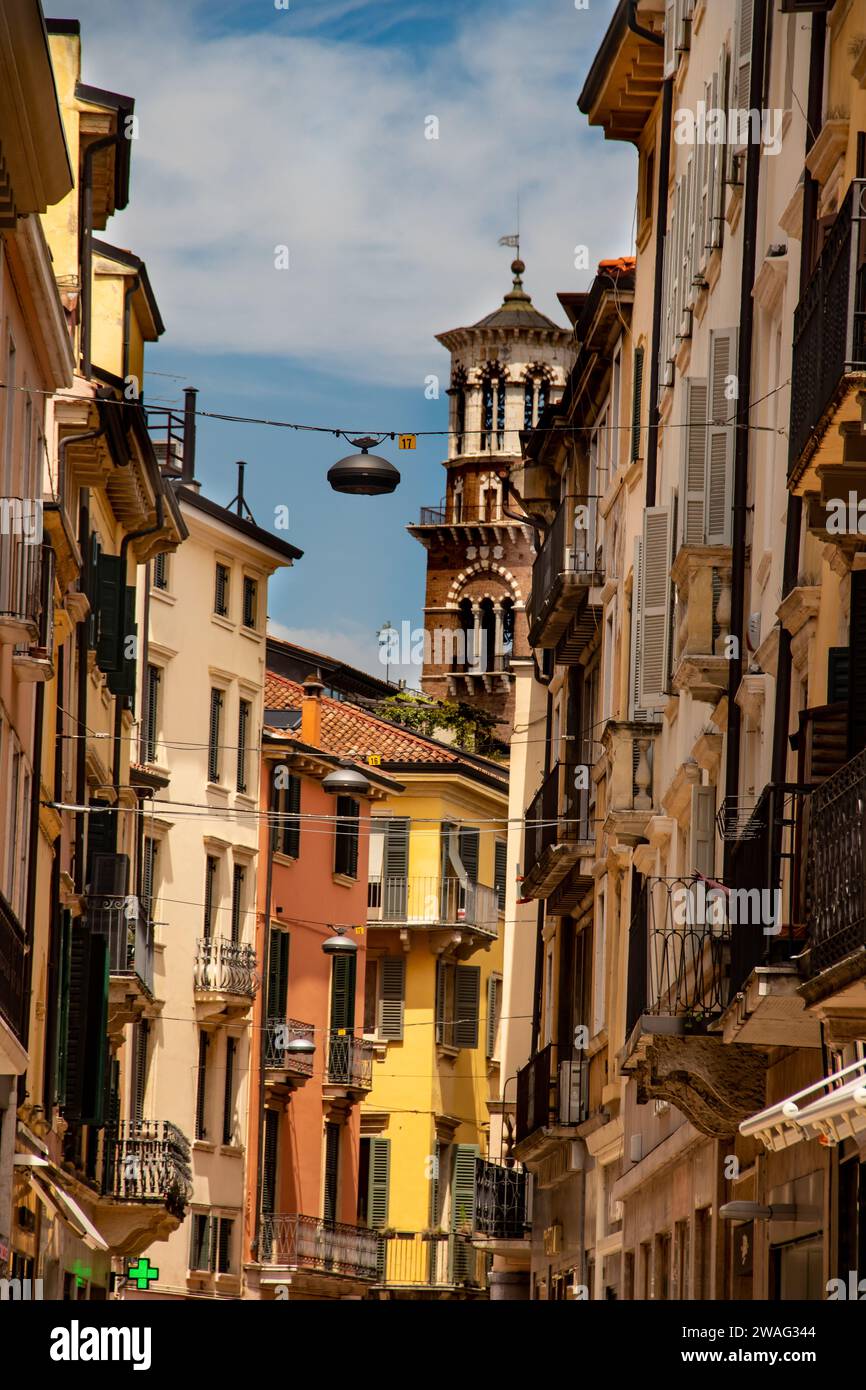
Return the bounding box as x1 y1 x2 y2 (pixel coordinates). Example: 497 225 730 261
301 671 324 747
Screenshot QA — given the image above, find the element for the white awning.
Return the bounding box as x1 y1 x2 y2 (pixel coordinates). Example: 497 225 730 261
740 1057 866 1152
19 1157 110 1252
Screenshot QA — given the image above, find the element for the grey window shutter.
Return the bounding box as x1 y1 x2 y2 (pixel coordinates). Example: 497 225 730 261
222 1036 236 1145
486 974 502 1060
383 817 409 919
689 785 717 878
638 506 673 710
195 1031 209 1139
681 379 709 546
208 689 222 782
663 0 677 77
454 964 480 1049
734 0 753 118
367 1137 391 1230
230 864 244 943
377 956 405 1040
706 330 738 544
457 828 479 883
435 960 447 1046
630 346 645 461
629 538 651 722
708 59 727 249
494 841 507 912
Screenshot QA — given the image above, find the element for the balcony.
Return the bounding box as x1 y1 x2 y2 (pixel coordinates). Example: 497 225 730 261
376 1232 487 1296
622 877 768 1137
409 501 531 546
12 543 55 681
86 894 155 1043
259 1213 379 1286
670 546 732 702
789 177 866 485
0 893 26 1066
97 1120 192 1256
473 1159 529 1245
514 1042 588 1156
324 1031 374 1099
193 936 257 1021
522 761 593 904
800 748 866 1044
527 496 603 651
0 525 41 645
367 874 499 939
602 721 659 844
264 1017 315 1092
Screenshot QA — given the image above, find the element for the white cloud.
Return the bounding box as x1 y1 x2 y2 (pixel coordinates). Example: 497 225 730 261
68 0 635 386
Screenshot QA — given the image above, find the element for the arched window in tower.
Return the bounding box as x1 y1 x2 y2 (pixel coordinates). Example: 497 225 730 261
479 473 502 522
524 364 553 430
450 367 468 456
501 598 515 661
452 478 464 524
481 365 507 452
479 598 496 672
457 597 473 671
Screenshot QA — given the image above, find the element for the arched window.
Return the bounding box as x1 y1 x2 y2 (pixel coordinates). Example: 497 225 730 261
451 367 467 456
452 478 464 524
524 366 552 430
457 598 473 670
481 366 506 451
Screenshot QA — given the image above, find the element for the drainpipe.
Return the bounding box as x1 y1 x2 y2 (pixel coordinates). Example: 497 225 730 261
80 135 118 381
645 76 673 507
252 760 276 1263
723 0 770 876
627 1 663 49
770 11 828 794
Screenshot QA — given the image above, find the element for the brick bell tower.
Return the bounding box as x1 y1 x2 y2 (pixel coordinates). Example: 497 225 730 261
408 256 574 740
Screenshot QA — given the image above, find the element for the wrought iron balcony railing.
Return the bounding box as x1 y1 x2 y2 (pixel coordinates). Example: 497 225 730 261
376 1231 487 1289
474 1159 529 1240
87 895 154 996
102 1120 192 1217
12 543 55 676
326 1031 374 1091
523 761 592 882
194 936 257 998
789 176 866 473
416 503 527 526
0 892 26 1044
528 495 602 643
627 877 730 1027
367 874 500 933
0 523 41 643
260 1213 380 1280
805 747 866 976
264 1018 315 1077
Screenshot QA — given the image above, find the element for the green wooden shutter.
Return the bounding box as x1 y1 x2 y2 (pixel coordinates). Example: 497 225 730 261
107 587 137 699
450 1144 479 1281
190 1213 211 1271
638 505 673 709
208 689 222 783
383 817 409 918
377 956 405 1040
195 1031 209 1139
494 842 507 912
222 1037 236 1145
630 345 645 461
262 1109 279 1217
131 1019 148 1124
330 951 356 1031
230 864 244 943
454 964 480 1049
286 775 301 858
55 909 72 1107
63 925 93 1121
706 330 737 545
681 379 708 546
828 648 850 705
203 855 217 938
266 928 289 1019
236 701 250 793
367 1137 391 1229
208 1215 218 1272
95 552 123 671
335 796 360 878
81 932 108 1126
435 960 447 1046
486 974 502 1060
323 1121 341 1223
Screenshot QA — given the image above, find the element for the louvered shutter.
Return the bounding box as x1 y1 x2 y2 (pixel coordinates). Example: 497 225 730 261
377 956 405 1040
81 931 108 1126
190 1213 211 1271
458 828 479 882
698 79 711 270
663 0 676 77
734 0 753 118
681 379 709 545
217 1217 232 1273
107 587 137 700
494 841 507 912
230 863 244 943
335 796 359 878
631 346 645 461
266 928 289 1018
706 330 737 544
131 1018 148 1124
435 960 448 1046
330 951 356 1031
629 538 651 722
89 850 129 896
454 964 480 1048
208 689 222 783
367 1137 391 1230
680 159 694 331
195 1031 209 1139
486 974 502 1060
323 1122 341 1223
222 1036 236 1144
450 1144 479 1281
144 665 160 762
95 552 123 671
689 786 717 877
203 856 217 938
286 774 301 858
55 910 72 1107
671 179 682 350
638 506 673 709
63 924 93 1121
236 701 250 793
675 0 691 55
262 1109 279 1217
848 571 866 757
383 817 409 919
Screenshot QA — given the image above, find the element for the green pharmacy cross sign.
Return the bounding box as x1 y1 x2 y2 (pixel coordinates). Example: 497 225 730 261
127 1257 159 1290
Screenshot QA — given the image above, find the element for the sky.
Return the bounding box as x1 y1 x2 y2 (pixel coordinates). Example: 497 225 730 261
60 0 635 682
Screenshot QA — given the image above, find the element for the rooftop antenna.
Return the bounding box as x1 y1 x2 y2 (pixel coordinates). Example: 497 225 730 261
227 461 256 523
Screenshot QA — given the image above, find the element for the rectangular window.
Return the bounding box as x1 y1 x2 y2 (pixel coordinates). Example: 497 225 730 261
486 973 503 1060
266 926 290 1018
217 1217 233 1274
494 841 507 912
131 1019 149 1124
242 576 258 629
435 961 480 1049
203 855 218 938
214 563 230 617
208 689 223 783
230 864 245 943
152 552 168 591
236 699 251 793
189 1213 213 1272
141 836 158 918
222 1037 236 1145
143 664 160 764
272 774 301 858
195 1031 209 1140
334 796 360 878
323 1122 341 1224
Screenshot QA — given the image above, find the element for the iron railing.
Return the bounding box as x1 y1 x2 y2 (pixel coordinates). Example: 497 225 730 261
194 936 257 997
417 503 526 526
260 1214 380 1279
626 872 650 1038
523 762 592 881
367 875 500 932
87 895 154 996
0 524 41 636
516 1043 555 1143
146 406 186 472
0 893 26 1043
642 878 730 1022
103 1120 192 1216
474 1159 529 1240
326 1031 374 1090
789 177 866 472
264 1018 315 1077
12 543 54 665
528 495 601 637
805 747 866 975
377 1232 486 1288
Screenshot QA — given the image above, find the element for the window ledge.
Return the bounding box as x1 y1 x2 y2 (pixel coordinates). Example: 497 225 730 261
436 1043 460 1062
219 1144 244 1159
239 625 262 642
206 783 229 798
273 850 299 867
192 1140 216 1153
212 613 234 631
150 588 176 605
332 872 357 888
